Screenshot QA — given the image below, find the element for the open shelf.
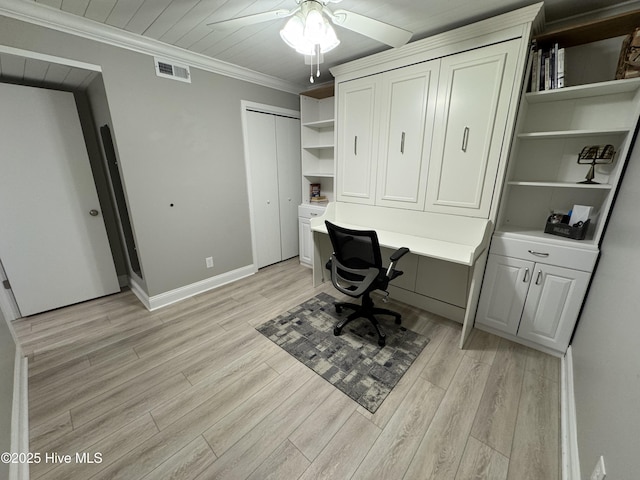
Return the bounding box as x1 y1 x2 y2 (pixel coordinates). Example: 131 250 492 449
525 77 640 103
302 119 334 129
507 181 612 189
517 128 630 139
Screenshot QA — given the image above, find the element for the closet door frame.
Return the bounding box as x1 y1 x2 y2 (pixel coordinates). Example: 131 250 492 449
240 101 300 272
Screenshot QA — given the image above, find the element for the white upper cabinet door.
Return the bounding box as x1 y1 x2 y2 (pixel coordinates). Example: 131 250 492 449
336 76 380 204
426 39 520 218
518 264 590 352
376 60 439 210
475 254 532 335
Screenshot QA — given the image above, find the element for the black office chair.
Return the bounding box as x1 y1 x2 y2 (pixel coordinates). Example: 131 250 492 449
325 221 410 347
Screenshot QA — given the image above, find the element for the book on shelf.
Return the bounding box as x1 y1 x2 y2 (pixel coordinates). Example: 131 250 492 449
310 195 327 203
531 43 565 92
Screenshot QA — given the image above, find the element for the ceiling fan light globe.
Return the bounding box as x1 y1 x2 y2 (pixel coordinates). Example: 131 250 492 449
303 9 327 44
319 24 340 53
280 14 305 50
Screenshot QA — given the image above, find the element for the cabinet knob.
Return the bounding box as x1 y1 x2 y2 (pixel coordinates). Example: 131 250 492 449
267 200 271 205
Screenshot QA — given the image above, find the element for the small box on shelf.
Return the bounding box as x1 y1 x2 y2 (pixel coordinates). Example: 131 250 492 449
544 215 590 240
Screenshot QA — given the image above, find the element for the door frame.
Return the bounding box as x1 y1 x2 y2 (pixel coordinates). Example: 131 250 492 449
0 46 102 321
240 101 300 272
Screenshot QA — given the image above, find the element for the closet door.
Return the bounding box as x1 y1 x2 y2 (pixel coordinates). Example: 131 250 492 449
376 60 439 210
275 115 302 260
336 76 380 204
246 111 281 268
425 39 520 218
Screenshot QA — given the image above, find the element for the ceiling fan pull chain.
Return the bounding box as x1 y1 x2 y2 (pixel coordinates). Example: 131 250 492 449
309 53 314 83
316 44 321 78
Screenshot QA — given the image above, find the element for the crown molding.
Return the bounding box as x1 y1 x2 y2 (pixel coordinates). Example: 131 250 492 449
0 0 303 94
331 2 544 81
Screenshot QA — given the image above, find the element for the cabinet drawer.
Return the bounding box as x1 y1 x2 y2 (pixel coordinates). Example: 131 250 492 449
490 236 598 272
298 204 326 219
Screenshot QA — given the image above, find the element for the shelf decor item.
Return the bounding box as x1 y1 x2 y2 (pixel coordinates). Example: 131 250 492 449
544 216 590 240
616 27 640 80
576 144 615 184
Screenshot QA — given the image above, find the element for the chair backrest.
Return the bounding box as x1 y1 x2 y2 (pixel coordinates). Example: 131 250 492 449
325 221 382 271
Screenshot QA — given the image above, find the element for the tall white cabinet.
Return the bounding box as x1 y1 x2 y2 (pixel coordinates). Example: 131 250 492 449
476 29 640 355
245 110 301 269
328 4 543 332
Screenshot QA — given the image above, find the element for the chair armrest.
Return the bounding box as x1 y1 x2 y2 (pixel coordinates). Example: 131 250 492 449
390 247 410 262
330 255 379 298
386 247 410 278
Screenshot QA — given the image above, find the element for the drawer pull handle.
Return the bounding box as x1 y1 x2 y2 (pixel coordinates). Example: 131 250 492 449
310 213 318 216
535 270 542 285
400 132 405 154
354 135 358 155
528 250 549 257
523 268 529 283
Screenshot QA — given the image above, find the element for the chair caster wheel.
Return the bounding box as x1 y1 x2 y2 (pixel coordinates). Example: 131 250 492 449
378 338 386 347
395 317 402 325
333 327 342 336
335 305 342 314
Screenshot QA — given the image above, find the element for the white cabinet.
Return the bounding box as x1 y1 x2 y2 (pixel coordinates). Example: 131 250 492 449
425 39 520 218
336 40 521 218
246 110 301 269
298 204 325 267
336 76 380 204
376 61 438 210
476 253 590 353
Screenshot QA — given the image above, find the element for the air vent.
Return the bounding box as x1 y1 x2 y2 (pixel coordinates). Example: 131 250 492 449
154 57 191 83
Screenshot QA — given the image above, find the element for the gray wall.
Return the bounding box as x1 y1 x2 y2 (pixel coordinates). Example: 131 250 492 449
0 308 16 480
571 139 640 477
0 15 299 297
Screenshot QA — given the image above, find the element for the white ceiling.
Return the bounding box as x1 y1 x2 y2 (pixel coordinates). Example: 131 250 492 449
1 0 638 90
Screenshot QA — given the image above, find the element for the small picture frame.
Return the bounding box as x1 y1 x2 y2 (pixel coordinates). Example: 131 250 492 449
310 183 321 198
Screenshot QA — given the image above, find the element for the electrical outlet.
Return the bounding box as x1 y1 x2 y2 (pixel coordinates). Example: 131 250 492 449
205 257 214 268
590 456 606 480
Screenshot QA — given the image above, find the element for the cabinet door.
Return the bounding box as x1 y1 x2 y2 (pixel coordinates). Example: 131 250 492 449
376 61 439 210
276 116 302 261
246 111 281 269
476 254 533 335
336 76 380 204
426 39 520 218
518 264 590 352
298 217 312 266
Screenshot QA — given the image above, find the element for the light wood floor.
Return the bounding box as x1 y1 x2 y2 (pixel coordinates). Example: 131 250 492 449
13 258 560 480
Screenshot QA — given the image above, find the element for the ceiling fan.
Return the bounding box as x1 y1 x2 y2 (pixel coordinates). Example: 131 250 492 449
208 0 413 82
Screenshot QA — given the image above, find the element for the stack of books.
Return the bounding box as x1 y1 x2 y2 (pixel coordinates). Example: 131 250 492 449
531 43 565 92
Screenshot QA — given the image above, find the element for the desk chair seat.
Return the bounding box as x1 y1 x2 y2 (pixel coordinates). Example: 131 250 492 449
325 221 409 347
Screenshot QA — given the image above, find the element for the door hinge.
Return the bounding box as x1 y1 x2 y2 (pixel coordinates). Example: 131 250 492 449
2 279 10 290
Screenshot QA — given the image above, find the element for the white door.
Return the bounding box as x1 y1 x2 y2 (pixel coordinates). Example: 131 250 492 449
0 83 119 316
426 39 519 218
518 264 590 351
476 254 532 335
336 76 380 204
376 60 439 210
246 111 281 269
275 116 301 260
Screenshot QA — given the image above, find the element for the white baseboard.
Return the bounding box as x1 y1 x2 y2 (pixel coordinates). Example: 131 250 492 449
561 346 581 480
130 265 256 311
9 352 29 480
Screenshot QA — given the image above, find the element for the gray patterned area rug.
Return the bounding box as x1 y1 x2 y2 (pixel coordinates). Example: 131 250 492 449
256 292 430 413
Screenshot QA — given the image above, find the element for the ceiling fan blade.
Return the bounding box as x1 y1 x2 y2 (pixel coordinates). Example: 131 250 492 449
207 9 295 30
329 9 412 48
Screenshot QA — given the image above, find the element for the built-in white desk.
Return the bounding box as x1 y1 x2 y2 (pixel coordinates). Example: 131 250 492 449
310 202 493 347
